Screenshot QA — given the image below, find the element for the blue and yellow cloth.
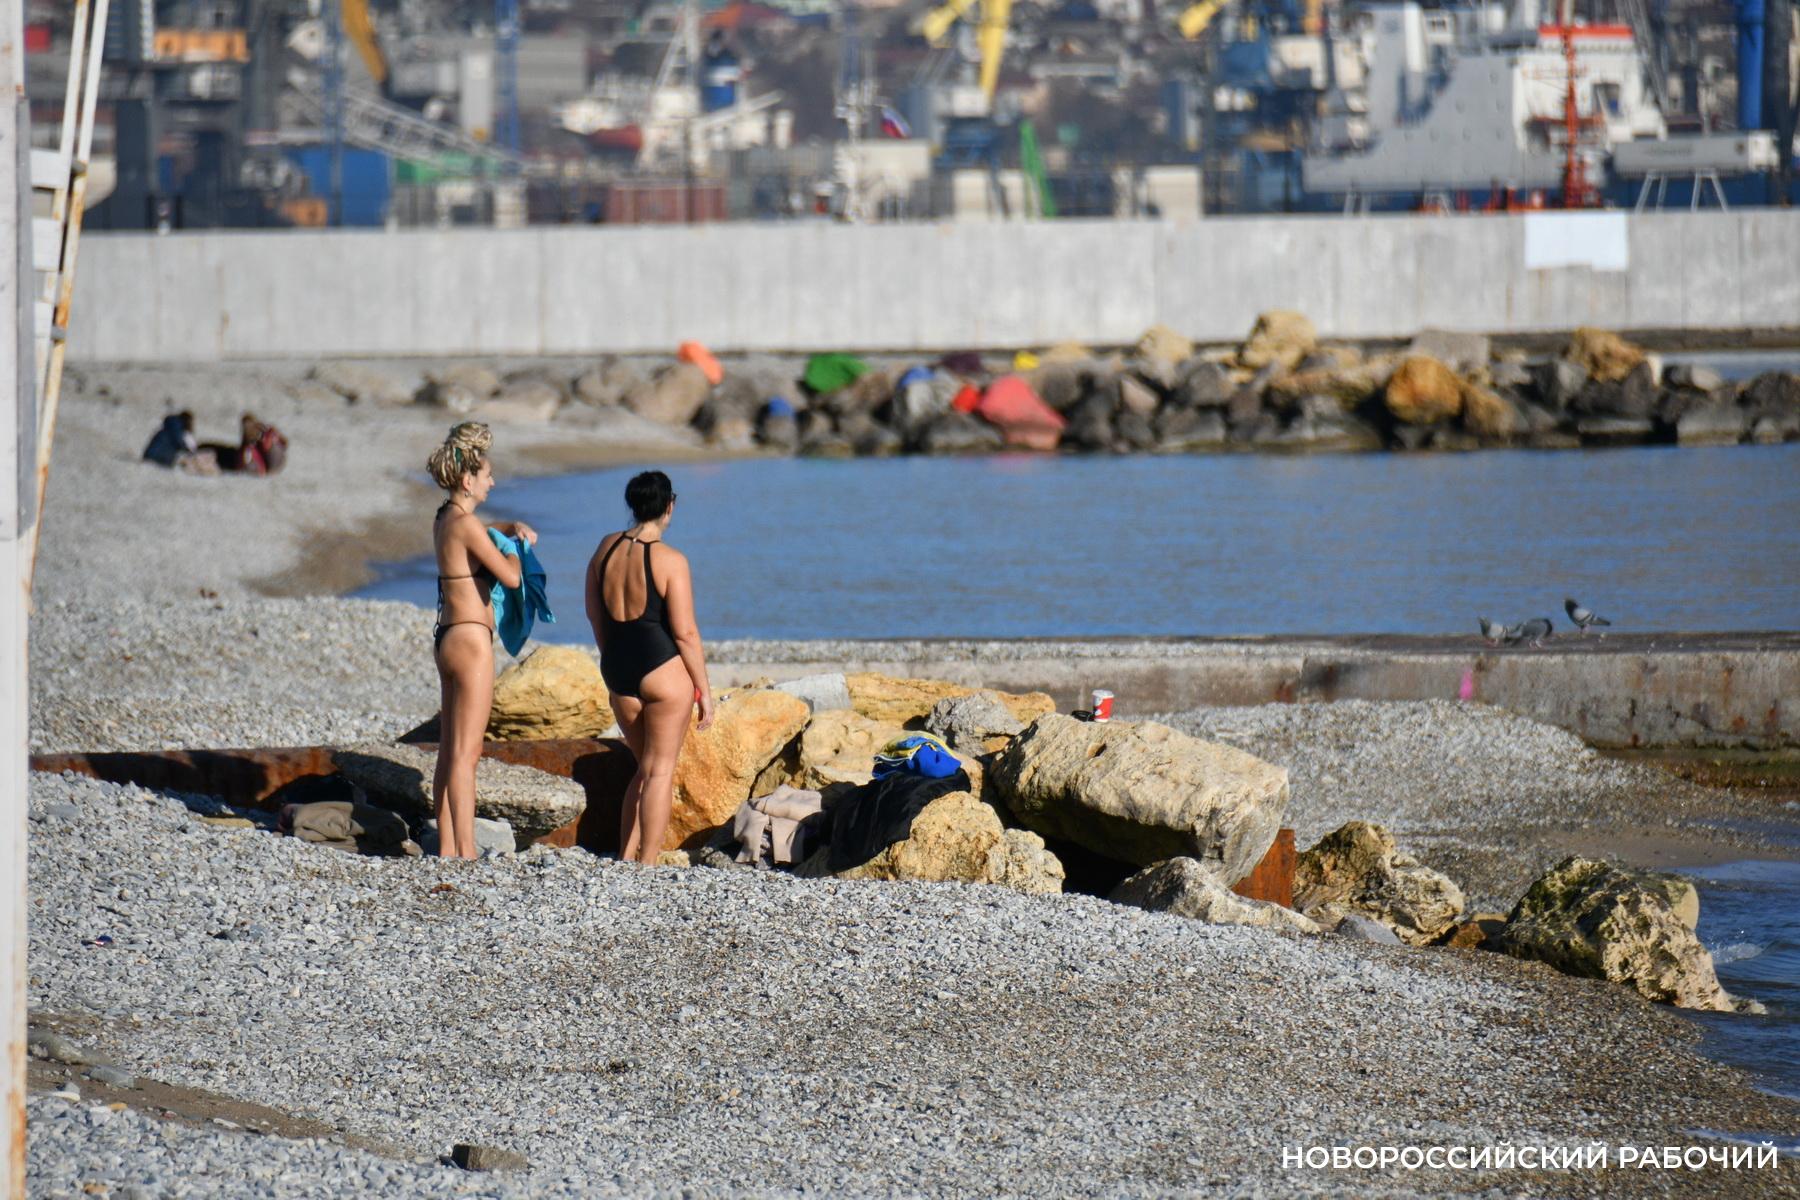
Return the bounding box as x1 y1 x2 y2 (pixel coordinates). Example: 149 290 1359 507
872 732 961 780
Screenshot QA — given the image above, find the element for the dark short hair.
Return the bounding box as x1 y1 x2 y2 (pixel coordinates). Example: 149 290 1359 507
625 470 674 523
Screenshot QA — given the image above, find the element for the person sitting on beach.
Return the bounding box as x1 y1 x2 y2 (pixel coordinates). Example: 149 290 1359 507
427 422 537 860
585 471 714 864
141 410 197 468
237 412 289 475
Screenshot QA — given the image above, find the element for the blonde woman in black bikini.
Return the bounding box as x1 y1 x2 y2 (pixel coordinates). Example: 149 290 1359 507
427 423 536 859
585 470 714 864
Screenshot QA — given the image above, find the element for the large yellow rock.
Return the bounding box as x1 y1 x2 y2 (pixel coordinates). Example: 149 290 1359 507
845 673 1055 729
1566 327 1645 383
1239 310 1317 371
992 714 1288 880
487 646 614 741
1384 355 1464 425
1135 324 1194 367
834 791 1063 895
667 690 810 850
793 710 908 789
1459 381 1520 439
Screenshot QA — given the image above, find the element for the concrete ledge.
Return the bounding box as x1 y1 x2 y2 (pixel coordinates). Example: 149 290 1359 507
707 632 1800 750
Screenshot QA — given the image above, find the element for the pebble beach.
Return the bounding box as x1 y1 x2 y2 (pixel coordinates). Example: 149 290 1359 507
24 364 1800 1195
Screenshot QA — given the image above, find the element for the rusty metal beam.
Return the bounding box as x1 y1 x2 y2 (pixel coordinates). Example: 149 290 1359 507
1232 828 1296 909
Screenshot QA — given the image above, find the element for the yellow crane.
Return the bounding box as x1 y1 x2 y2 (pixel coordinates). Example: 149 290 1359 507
342 0 388 86
919 0 1012 101
1176 0 1229 40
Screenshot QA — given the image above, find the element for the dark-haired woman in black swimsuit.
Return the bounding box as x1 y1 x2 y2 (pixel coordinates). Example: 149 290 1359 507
585 470 713 864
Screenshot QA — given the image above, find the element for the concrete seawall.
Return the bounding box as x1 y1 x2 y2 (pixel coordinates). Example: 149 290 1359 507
72 210 1800 362
707 632 1800 750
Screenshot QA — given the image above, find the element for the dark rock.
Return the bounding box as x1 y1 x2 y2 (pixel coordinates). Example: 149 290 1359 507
1023 363 1084 412
1154 406 1228 450
914 411 1004 455
1065 394 1116 451
851 421 903 457
452 1143 529 1172
86 1064 139 1089
1225 387 1264 426
823 369 896 420
1573 364 1656 420
1230 413 1281 445
755 407 798 453
1741 371 1800 418
1114 410 1157 451
1333 914 1403 944
1127 354 1177 392
1533 358 1588 413
1655 389 1701 426
1675 403 1747 446
574 357 645 407
1576 416 1656 445
1516 401 1562 436
797 409 835 441
1174 361 1233 408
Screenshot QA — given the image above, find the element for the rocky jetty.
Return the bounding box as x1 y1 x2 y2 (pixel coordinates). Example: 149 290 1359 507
399 319 1800 460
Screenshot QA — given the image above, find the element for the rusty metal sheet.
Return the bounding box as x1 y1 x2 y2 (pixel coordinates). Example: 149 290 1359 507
1231 828 1296 909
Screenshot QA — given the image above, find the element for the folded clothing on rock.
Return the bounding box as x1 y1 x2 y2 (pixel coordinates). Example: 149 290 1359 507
732 784 825 869
827 768 972 872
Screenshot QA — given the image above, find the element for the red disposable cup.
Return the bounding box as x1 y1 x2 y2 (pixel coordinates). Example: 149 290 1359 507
1091 690 1115 722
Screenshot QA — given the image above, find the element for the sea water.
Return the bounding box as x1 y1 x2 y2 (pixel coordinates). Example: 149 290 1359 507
360 444 1800 640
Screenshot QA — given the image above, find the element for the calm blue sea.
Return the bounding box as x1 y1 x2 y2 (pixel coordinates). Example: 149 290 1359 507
358 444 1800 640
1688 862 1800 1106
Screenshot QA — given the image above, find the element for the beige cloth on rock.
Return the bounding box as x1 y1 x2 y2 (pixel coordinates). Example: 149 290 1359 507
732 785 825 868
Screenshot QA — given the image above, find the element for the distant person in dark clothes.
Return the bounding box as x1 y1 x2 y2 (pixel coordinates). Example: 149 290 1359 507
142 410 197 467
585 470 713 864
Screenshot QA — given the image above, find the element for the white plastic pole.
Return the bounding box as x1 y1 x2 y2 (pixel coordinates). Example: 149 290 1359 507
1 0 31 1191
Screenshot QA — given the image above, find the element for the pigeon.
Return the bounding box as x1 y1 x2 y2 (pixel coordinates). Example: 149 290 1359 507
1504 617 1554 647
1564 597 1612 634
1478 616 1507 645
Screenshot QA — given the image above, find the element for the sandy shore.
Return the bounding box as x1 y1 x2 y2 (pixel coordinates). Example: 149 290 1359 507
25 362 1800 1194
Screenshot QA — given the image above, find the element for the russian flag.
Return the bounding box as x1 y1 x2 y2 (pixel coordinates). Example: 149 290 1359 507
879 106 911 139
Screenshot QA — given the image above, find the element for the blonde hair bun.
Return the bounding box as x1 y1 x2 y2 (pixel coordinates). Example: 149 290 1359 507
427 421 492 492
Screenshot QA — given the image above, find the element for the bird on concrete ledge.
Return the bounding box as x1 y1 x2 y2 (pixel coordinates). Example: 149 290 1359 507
1565 597 1612 635
1504 617 1555 647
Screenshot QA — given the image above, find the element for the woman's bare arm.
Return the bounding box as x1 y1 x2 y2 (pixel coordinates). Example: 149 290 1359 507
456 516 522 589
583 545 608 652
658 548 713 729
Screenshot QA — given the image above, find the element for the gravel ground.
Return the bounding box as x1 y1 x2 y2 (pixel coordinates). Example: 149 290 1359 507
1152 700 1795 911
28 363 1800 1194
28 773 1800 1197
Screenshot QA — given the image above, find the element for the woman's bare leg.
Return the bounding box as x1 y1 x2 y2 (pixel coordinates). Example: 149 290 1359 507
629 657 693 865
610 692 645 859
431 656 455 853
437 626 493 859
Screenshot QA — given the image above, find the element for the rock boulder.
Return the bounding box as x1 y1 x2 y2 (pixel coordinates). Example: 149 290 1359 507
311 361 414 407
626 362 712 427
845 674 1054 729
1566 327 1646 383
1111 857 1323 934
333 743 584 844
828 791 1063 895
1497 856 1732 1011
1239 310 1317 371
924 691 1025 754
992 714 1288 880
669 690 811 849
487 646 614 741
1384 356 1464 425
1292 821 1465 946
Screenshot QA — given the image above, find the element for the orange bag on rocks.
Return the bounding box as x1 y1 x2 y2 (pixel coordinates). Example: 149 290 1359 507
677 341 724 386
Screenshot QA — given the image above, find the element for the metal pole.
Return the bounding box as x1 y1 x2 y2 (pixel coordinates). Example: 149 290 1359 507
324 0 345 225
1 0 34 1191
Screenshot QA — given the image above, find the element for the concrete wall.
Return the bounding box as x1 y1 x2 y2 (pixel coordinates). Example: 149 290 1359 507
706 634 1800 750
70 210 1800 362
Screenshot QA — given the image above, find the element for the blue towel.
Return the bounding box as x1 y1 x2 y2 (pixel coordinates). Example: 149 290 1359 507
872 733 961 780
487 528 555 656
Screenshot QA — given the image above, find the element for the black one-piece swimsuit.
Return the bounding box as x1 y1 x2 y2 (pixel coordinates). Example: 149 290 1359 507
597 534 680 698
